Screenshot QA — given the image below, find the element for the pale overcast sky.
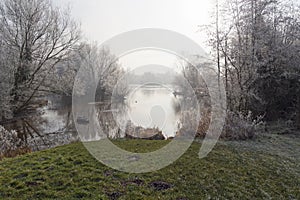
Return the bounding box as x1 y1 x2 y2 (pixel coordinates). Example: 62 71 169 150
53 0 214 45
52 0 215 70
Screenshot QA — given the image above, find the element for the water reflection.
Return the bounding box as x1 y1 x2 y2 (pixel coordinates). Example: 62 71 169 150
41 85 182 141
116 84 181 138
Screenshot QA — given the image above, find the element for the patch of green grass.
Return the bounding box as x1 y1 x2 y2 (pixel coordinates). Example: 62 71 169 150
110 138 171 153
0 135 299 199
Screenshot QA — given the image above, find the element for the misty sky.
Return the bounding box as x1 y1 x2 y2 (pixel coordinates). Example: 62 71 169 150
52 0 215 71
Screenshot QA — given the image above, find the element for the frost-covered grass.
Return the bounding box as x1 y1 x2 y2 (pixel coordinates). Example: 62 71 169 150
0 134 299 199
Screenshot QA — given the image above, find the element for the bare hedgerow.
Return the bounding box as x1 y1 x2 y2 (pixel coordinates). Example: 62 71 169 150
221 111 265 140
0 125 30 159
176 109 200 139
196 109 211 138
188 109 265 140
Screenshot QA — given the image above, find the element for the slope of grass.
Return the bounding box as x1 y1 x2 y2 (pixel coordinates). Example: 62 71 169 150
0 134 299 199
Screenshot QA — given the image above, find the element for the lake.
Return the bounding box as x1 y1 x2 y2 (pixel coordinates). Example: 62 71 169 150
114 84 181 138
39 84 181 141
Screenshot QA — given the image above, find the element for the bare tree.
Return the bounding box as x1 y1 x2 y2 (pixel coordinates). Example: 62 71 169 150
42 44 83 96
205 0 300 123
0 0 81 116
71 43 127 101
0 38 14 120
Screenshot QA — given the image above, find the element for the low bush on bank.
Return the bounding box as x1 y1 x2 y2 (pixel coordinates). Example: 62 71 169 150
0 125 31 159
221 111 265 140
196 111 265 140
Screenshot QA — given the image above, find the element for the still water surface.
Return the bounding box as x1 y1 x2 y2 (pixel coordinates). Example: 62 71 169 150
40 84 181 139
121 84 180 137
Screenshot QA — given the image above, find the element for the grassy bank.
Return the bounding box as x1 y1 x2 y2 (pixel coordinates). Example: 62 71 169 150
0 134 299 199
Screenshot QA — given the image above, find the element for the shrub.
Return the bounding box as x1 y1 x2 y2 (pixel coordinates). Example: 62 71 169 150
195 110 265 140
196 110 211 138
221 111 265 140
0 125 30 159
